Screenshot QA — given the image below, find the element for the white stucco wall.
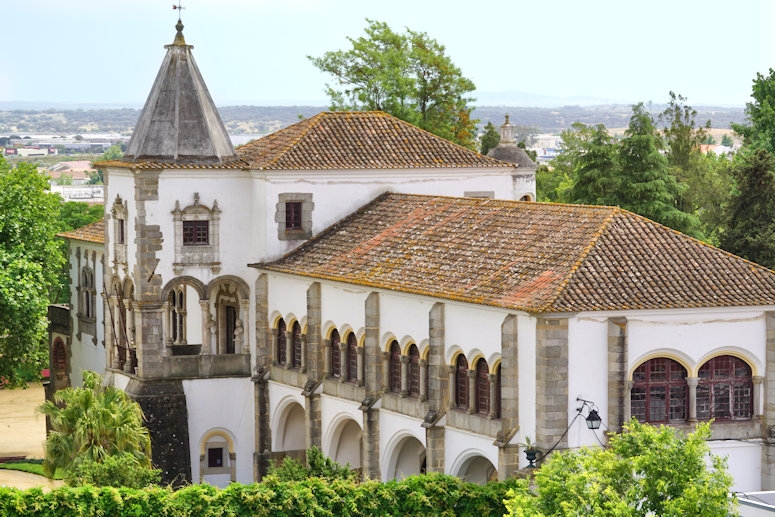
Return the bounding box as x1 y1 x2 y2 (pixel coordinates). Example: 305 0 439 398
710 440 763 492
379 409 426 482
262 169 515 262
183 377 254 485
66 241 106 387
446 427 499 481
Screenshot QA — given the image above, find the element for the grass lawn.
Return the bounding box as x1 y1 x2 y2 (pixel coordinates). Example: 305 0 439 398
0 460 64 480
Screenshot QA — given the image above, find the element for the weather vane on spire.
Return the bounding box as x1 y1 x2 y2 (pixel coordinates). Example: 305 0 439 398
173 2 185 19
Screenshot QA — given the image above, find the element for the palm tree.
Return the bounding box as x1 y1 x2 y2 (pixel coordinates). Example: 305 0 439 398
38 370 152 477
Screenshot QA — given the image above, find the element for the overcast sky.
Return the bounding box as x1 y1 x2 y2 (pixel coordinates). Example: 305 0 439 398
3 0 773 108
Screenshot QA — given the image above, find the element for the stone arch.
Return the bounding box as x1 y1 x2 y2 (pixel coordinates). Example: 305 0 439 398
449 449 497 485
207 276 250 354
382 431 426 482
381 331 398 353
693 348 760 377
417 338 430 359
468 348 486 368
161 276 207 302
628 349 693 380
323 414 363 469
398 335 415 354
445 344 464 365
199 428 236 487
272 399 306 453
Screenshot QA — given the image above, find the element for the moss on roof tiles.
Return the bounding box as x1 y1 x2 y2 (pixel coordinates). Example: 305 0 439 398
261 193 775 313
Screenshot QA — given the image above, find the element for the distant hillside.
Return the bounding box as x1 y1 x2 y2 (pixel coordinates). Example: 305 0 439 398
0 104 747 137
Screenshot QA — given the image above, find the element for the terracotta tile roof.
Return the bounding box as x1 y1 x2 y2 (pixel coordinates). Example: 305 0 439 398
258 193 775 313
57 219 104 244
236 111 509 171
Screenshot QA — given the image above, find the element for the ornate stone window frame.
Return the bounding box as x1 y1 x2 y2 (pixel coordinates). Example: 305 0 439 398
111 195 128 274
276 192 314 241
172 193 221 274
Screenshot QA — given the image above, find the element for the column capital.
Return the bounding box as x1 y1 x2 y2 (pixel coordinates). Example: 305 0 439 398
686 376 699 388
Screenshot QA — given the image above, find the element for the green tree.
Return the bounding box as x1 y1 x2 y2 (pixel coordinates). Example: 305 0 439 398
267 446 359 482
721 134 734 147
38 370 153 479
719 149 775 268
65 452 161 488
504 421 736 517
56 172 73 185
567 123 618 205
616 103 700 236
659 91 710 173
0 157 65 386
309 19 478 149
479 121 500 155
732 68 775 153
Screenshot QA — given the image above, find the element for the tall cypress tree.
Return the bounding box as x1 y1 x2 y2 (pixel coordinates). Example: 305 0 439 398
567 123 618 206
615 103 700 236
719 149 775 268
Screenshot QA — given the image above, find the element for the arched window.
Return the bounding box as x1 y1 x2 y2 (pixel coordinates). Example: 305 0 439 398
455 355 469 410
347 333 358 383
476 358 490 415
291 322 302 369
276 319 287 365
389 340 401 393
631 358 687 423
697 355 752 421
168 287 185 345
330 329 341 378
81 267 95 319
408 345 420 397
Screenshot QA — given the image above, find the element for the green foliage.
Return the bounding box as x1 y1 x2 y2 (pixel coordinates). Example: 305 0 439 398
616 103 700 236
504 420 736 517
65 453 161 489
59 201 103 232
733 68 775 154
479 121 500 155
0 460 64 480
721 134 734 147
567 123 618 205
38 370 153 480
309 19 478 149
0 156 65 387
0 473 516 516
267 446 360 482
719 148 775 268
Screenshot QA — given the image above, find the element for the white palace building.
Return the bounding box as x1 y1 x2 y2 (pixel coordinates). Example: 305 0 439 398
52 19 775 491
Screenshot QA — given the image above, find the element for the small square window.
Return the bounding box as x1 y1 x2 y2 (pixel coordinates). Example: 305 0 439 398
208 447 223 468
286 202 303 230
183 220 209 246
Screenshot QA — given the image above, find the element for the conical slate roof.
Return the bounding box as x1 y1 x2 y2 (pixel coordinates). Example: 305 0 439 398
122 20 236 165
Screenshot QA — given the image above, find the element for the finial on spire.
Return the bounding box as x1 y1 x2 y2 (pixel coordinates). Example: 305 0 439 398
172 2 186 46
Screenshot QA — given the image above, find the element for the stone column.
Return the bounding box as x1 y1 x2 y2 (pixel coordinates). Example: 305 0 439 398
687 377 699 424
762 311 775 490
607 318 627 433
426 302 446 474
284 331 292 369
400 355 409 397
447 365 456 409
467 369 476 414
755 375 764 419
497 314 520 481
253 274 271 482
624 380 633 422
240 299 250 354
364 293 381 397
322 339 331 378
382 351 390 391
339 341 348 383
488 373 498 419
200 301 210 355
535 317 569 451
356 346 364 386
305 283 321 378
419 359 428 402
300 334 308 373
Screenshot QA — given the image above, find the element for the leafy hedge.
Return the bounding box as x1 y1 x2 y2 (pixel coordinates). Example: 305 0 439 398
0 473 516 516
